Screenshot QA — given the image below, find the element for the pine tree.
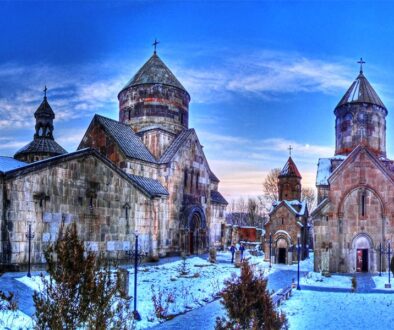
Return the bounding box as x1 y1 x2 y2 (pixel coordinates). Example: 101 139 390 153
33 222 134 329
215 261 287 330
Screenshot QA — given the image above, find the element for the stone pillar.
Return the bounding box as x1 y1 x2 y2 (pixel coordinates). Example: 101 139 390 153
224 225 232 249
117 268 130 297
232 225 239 244
234 250 242 267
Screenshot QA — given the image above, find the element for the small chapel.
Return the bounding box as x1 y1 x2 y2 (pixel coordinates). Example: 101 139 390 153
312 60 393 273
264 156 309 265
0 46 228 270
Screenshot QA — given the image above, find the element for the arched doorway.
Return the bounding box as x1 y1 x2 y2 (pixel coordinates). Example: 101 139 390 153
182 205 207 255
353 234 372 272
276 238 289 264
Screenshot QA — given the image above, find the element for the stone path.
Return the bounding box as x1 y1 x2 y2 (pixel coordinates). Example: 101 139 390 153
148 269 307 330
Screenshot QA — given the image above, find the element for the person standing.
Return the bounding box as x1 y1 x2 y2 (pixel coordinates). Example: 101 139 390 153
229 244 236 263
239 243 245 261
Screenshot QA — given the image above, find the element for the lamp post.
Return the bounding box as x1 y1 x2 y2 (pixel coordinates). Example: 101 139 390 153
297 234 301 290
379 242 382 277
269 233 272 269
388 241 391 287
25 222 35 278
125 231 146 321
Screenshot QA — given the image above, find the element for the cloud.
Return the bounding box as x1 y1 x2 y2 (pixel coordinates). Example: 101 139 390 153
175 50 355 103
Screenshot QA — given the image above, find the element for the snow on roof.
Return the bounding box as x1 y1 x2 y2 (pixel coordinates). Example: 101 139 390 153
316 155 347 186
270 199 307 216
0 156 27 173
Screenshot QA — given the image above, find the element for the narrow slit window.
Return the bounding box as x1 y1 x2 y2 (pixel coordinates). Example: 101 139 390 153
361 194 366 217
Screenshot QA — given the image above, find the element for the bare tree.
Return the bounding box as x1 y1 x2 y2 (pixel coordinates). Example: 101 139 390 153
301 187 316 210
247 198 259 227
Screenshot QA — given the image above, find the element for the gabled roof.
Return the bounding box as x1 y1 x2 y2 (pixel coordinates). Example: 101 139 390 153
279 157 302 178
0 157 27 173
336 72 386 110
127 174 169 197
89 115 157 163
4 148 168 198
210 190 228 205
310 198 329 218
159 128 195 163
269 200 307 217
328 145 394 186
120 53 189 95
14 138 67 158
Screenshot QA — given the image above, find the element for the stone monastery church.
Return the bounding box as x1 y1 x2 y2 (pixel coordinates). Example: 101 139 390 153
0 49 228 269
312 62 394 274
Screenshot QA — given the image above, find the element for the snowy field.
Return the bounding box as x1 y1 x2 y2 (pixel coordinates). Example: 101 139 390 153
281 290 394 330
373 273 394 290
300 272 353 288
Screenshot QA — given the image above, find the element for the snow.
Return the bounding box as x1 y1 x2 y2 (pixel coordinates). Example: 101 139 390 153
281 290 394 330
373 273 394 290
0 310 34 329
301 272 353 288
316 158 332 186
17 275 46 292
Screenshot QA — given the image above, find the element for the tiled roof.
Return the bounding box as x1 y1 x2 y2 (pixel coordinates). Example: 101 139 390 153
94 115 156 163
120 53 188 94
14 138 67 157
159 129 195 163
336 72 386 109
35 97 55 117
0 157 27 173
279 157 301 178
127 174 169 197
316 155 347 186
210 190 228 205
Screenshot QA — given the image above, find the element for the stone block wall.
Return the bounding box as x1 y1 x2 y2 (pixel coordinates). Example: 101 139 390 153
2 154 164 266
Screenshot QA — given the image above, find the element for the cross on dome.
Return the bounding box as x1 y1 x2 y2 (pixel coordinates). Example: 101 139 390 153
43 85 47 98
288 145 293 157
358 57 366 73
152 38 160 54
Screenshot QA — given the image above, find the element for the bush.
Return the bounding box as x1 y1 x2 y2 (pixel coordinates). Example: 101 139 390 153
33 222 134 329
215 261 287 330
0 291 17 311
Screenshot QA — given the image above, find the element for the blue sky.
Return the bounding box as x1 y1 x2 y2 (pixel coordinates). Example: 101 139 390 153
1 1 394 200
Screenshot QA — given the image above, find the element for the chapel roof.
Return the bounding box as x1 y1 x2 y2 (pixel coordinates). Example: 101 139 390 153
0 156 27 173
120 52 188 94
279 157 302 178
92 115 157 163
210 190 228 205
14 138 67 158
127 174 169 196
336 71 386 110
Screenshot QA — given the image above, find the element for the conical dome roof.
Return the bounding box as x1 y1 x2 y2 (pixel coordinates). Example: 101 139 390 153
336 72 386 110
279 157 302 178
35 96 55 118
120 53 188 94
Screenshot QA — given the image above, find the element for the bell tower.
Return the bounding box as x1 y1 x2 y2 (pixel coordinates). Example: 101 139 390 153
278 155 302 201
334 59 387 157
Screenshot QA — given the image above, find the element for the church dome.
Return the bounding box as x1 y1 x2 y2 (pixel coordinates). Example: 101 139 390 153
335 72 386 111
118 51 190 135
334 62 387 158
119 53 188 95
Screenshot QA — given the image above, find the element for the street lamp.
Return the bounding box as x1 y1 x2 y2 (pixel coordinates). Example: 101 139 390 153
265 233 272 269
379 242 382 277
125 231 147 321
25 222 35 278
387 241 391 288
297 234 301 290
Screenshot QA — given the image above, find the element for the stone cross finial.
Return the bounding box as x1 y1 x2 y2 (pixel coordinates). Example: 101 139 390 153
288 145 293 157
358 58 366 73
153 38 160 54
43 85 47 98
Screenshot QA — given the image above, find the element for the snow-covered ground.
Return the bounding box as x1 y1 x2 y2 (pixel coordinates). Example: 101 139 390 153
12 251 272 329
281 290 394 330
300 272 353 288
0 310 34 330
372 273 394 290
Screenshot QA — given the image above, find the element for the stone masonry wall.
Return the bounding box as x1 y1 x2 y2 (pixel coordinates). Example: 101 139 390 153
3 154 165 266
